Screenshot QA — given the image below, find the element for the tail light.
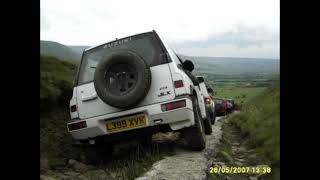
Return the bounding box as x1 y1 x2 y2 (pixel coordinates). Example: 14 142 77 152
204 97 212 104
68 121 87 131
70 105 77 112
174 80 184 88
161 100 186 112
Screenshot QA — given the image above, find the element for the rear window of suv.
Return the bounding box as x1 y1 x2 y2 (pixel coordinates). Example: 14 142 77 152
215 99 223 104
77 32 167 85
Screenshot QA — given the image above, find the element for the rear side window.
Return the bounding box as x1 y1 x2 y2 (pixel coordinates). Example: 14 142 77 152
77 32 166 85
215 99 222 104
167 47 182 65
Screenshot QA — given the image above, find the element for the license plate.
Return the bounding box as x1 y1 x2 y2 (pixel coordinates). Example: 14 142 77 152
106 115 147 133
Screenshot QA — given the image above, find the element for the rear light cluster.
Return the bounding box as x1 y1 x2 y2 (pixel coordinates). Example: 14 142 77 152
70 105 77 112
161 100 186 112
68 121 87 131
204 97 213 104
174 80 184 88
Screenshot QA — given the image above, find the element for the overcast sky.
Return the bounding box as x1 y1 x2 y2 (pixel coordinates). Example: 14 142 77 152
41 0 279 59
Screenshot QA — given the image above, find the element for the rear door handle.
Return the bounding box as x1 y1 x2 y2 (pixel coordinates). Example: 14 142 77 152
82 92 97 101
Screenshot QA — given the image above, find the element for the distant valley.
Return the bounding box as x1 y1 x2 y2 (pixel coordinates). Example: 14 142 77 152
40 40 279 78
40 41 83 63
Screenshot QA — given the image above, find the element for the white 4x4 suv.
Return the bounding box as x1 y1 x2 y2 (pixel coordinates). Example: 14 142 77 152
197 76 216 127
67 30 211 155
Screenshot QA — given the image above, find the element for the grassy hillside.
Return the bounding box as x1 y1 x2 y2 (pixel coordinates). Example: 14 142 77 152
179 55 279 75
40 55 81 170
68 45 90 55
214 87 266 104
179 54 279 89
41 39 279 76
229 82 280 166
40 55 77 112
40 40 81 63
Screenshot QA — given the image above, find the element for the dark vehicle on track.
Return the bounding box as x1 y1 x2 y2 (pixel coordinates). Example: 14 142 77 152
226 99 235 113
214 98 228 116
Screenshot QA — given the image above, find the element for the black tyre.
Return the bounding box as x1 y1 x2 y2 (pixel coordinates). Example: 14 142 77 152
84 139 113 165
139 135 152 147
203 109 213 135
183 96 206 151
211 111 216 125
216 111 223 117
94 50 152 108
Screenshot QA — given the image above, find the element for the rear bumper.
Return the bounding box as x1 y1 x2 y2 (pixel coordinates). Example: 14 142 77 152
68 98 195 140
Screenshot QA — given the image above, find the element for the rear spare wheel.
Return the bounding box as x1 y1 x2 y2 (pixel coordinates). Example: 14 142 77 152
94 50 151 108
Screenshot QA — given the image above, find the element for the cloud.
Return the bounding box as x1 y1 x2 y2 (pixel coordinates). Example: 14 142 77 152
168 24 279 58
206 24 279 48
40 0 279 58
40 9 50 32
172 24 279 47
175 43 279 59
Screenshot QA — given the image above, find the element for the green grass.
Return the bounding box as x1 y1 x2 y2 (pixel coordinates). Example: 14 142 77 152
40 108 83 171
207 174 219 180
40 55 82 171
229 82 280 166
40 55 77 112
213 86 266 104
107 143 174 180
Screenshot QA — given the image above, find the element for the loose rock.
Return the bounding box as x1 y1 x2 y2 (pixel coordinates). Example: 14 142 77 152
83 170 114 180
136 118 225 180
67 159 91 172
40 175 57 180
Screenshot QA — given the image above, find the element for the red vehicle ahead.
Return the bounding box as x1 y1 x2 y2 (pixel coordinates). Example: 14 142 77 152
214 98 228 116
226 99 235 113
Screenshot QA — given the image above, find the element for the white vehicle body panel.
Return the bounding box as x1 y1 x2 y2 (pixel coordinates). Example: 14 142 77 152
75 63 175 119
70 88 78 119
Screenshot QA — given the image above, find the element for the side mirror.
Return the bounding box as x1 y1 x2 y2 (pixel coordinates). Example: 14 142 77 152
182 60 194 72
209 88 216 95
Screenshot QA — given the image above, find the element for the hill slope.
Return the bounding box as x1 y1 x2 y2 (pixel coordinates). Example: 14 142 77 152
40 40 279 76
229 82 280 166
40 41 81 63
179 55 279 75
40 55 77 111
68 45 90 55
40 55 80 170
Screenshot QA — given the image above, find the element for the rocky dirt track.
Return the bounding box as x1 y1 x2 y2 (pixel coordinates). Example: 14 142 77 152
135 116 225 180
